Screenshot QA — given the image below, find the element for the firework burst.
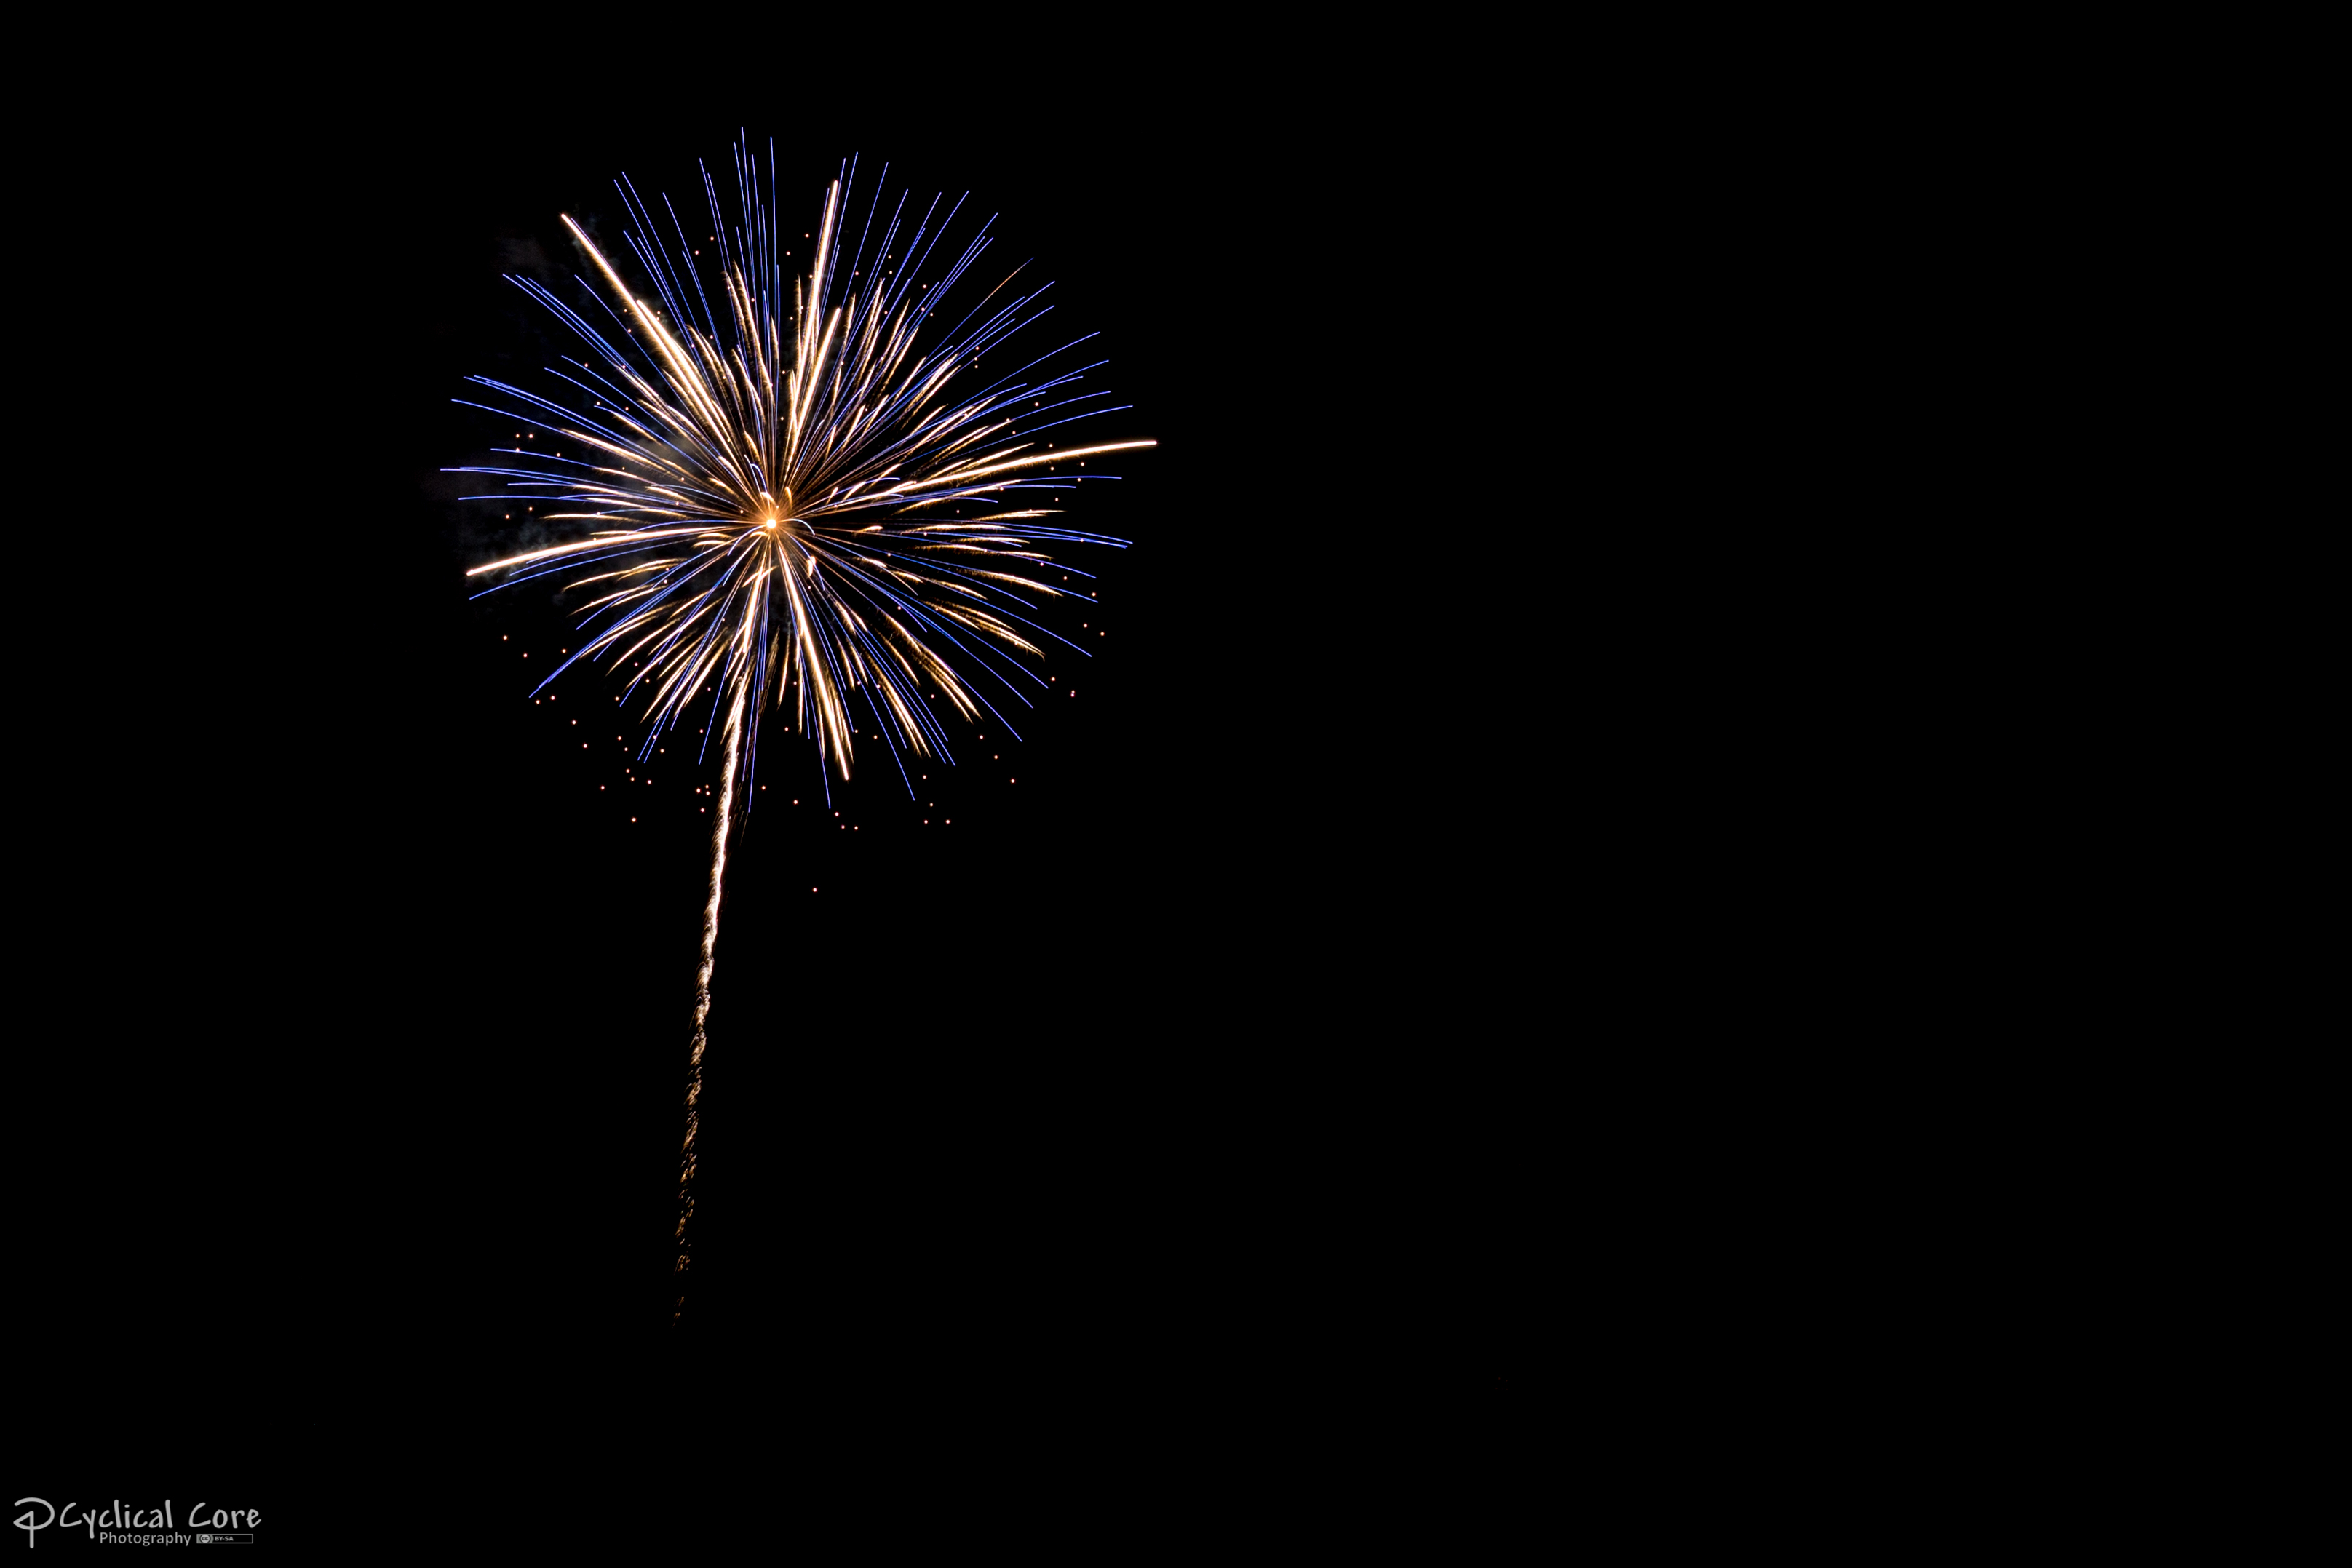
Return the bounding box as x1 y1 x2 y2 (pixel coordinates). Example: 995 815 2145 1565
453 143 1151 1320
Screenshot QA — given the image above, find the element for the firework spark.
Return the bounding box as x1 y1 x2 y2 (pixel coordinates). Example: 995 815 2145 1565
455 143 1151 1321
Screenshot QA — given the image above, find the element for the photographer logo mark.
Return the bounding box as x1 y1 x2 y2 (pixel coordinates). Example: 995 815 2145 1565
9 1501 49 1549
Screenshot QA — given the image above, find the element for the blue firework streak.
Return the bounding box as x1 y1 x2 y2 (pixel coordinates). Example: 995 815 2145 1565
450 141 1151 1320
456 141 1150 803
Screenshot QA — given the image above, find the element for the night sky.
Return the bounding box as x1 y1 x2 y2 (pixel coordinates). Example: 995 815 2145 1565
24 94 1535 1534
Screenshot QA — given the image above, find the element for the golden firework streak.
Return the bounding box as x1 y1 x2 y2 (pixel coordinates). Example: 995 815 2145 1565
674 680 748 1320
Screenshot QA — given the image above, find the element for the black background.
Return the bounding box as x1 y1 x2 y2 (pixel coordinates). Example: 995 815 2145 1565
18 79 1541 1532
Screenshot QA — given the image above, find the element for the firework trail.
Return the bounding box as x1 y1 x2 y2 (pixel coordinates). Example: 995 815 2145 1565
673 681 744 1312
457 140 1149 1322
